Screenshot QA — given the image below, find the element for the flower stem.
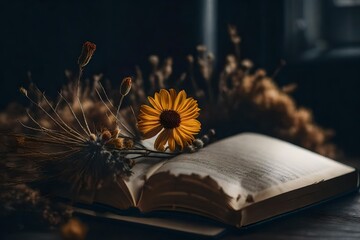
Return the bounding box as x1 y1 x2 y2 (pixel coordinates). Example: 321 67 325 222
116 95 125 117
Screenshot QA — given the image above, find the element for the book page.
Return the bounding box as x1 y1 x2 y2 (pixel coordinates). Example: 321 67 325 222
151 133 355 210
124 157 166 204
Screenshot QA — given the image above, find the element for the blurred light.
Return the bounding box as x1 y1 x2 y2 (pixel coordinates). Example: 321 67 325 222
333 0 360 7
202 0 217 56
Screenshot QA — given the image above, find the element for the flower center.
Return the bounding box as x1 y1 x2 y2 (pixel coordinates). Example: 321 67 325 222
160 110 181 129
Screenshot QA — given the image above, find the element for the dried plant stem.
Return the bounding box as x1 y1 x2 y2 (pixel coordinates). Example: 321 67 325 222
75 66 83 99
22 92 87 141
94 83 136 138
116 95 125 118
59 93 90 137
76 97 92 136
40 93 86 141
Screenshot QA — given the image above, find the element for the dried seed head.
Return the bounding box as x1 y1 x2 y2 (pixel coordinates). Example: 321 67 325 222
241 59 253 70
231 36 241 44
225 55 237 74
123 138 134 149
163 58 173 78
78 41 96 68
112 127 121 138
120 77 132 96
196 45 207 52
19 87 28 96
208 129 216 137
109 138 124 149
193 139 204 149
149 55 159 67
101 130 112 141
228 25 241 44
89 133 97 141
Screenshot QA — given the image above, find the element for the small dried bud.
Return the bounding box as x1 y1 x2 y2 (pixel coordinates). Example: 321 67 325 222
187 55 194 64
149 55 159 67
231 36 241 44
163 58 173 78
207 53 215 61
78 41 96 68
196 45 207 52
186 145 196 153
89 133 97 141
112 127 121 138
208 129 216 137
193 139 204 149
123 138 134 148
120 77 132 96
19 87 28 96
201 135 210 144
110 138 124 149
241 59 254 70
228 24 237 36
101 130 112 141
225 55 237 74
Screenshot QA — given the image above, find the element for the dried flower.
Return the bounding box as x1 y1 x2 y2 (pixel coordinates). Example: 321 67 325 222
1 49 176 192
77 41 96 68
120 77 132 96
138 89 201 151
128 25 336 158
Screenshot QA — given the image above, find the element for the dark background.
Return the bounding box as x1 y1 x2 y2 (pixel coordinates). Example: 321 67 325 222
0 0 359 155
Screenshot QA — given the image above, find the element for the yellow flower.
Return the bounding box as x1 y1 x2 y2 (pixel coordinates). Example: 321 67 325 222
138 89 201 152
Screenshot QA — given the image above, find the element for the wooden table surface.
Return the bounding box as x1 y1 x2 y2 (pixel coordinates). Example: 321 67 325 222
3 158 360 240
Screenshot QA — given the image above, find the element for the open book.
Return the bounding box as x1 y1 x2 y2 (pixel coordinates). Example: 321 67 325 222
67 133 358 230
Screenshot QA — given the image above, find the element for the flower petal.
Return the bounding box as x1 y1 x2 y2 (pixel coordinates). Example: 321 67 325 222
177 98 197 113
179 106 200 120
148 96 162 111
154 129 170 151
168 132 176 152
142 124 163 139
181 112 200 121
138 113 159 121
181 119 201 128
138 122 161 132
159 89 170 110
140 105 161 116
138 120 160 127
169 89 177 105
173 90 186 111
173 128 184 150
177 127 194 145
